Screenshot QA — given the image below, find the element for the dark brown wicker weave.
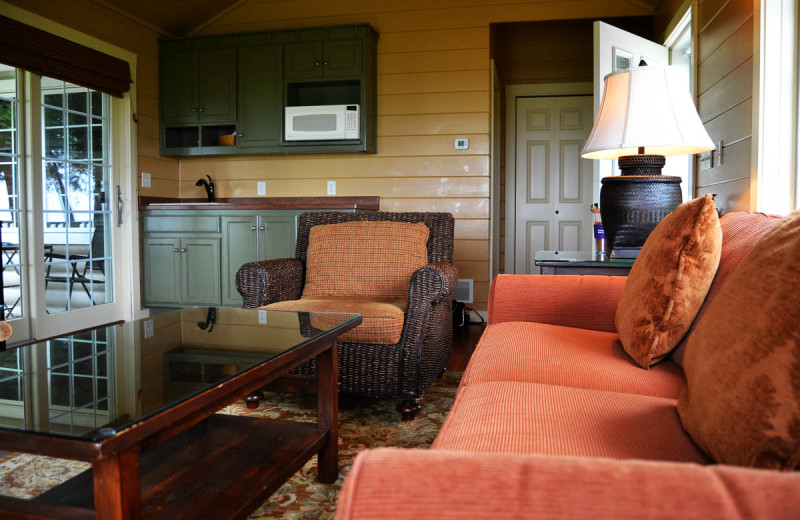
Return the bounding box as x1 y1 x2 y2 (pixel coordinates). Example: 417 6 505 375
235 211 457 420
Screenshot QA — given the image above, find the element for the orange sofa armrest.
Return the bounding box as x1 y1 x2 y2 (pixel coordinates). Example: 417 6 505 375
337 448 800 520
487 274 627 332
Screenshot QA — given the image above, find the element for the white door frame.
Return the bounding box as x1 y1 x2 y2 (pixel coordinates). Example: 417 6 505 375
503 82 592 275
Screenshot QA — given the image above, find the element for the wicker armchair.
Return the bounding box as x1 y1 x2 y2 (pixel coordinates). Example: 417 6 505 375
236 211 457 420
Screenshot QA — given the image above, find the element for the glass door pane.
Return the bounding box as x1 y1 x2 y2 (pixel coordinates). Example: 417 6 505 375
0 65 23 321
42 78 112 313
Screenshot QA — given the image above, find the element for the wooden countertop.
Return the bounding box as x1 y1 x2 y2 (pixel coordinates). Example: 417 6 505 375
139 196 380 211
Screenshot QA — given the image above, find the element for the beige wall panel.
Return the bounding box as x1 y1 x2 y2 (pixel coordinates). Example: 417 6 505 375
701 98 752 147
379 27 489 53
179 155 490 178
136 70 160 99
379 91 489 115
696 178 751 214
455 240 490 261
454 219 489 239
696 139 751 188
696 0 729 29
138 135 161 159
138 156 179 178
697 0 753 63
379 113 489 136
501 60 593 84
378 135 489 156
380 49 488 75
136 92 160 123
456 261 491 282
473 282 488 309
697 57 752 123
697 16 752 94
137 114 159 141
381 198 489 218
378 70 488 95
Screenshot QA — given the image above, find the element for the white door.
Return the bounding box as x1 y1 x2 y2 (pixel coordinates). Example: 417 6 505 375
592 22 690 201
513 96 594 274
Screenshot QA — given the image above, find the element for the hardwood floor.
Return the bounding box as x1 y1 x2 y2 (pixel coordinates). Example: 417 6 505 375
447 322 485 372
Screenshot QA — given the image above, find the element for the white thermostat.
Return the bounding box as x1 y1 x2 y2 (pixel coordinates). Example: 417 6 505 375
454 138 469 150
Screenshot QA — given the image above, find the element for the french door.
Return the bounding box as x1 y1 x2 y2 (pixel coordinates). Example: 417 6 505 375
0 65 129 342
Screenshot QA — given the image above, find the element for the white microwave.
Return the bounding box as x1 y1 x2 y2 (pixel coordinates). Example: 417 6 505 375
285 104 360 141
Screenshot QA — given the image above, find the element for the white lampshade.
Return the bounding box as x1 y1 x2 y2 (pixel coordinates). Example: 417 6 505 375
581 66 714 160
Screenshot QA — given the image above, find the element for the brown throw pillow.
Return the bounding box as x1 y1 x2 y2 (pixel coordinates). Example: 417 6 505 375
615 194 722 368
677 209 800 469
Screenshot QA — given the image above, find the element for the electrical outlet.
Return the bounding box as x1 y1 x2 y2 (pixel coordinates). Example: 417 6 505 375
258 309 267 324
141 172 151 188
257 181 266 196
327 180 336 195
143 319 154 338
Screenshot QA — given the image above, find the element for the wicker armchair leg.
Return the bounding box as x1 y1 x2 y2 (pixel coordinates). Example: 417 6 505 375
397 398 422 421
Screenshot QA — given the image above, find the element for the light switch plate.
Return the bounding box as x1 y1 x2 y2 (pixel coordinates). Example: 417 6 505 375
257 181 266 196
258 309 267 324
327 180 336 195
141 172 151 188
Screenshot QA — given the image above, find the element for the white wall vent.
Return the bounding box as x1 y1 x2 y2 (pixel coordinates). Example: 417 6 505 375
454 278 473 303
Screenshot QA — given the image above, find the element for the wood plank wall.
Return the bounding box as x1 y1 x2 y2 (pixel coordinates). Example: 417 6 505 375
185 0 652 310
694 0 754 213
3 0 181 196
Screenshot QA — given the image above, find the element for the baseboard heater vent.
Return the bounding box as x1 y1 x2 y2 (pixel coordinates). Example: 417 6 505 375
453 278 473 304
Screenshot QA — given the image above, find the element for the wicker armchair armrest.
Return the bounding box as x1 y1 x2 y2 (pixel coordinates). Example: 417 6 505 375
235 258 304 308
408 261 458 307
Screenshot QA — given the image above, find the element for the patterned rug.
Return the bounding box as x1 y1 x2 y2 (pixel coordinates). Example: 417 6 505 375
0 370 462 519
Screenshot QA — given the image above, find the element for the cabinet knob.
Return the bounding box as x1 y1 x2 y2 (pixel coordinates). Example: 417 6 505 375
179 248 186 253
191 107 197 113
237 133 244 137
198 107 204 113
315 61 320 66
323 60 329 66
258 226 265 231
250 226 257 231
173 248 179 253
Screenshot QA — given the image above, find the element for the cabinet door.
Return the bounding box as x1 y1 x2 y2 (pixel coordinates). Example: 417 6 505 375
161 50 197 125
181 237 221 305
237 45 282 149
257 214 298 260
197 48 237 123
221 216 259 306
323 40 362 77
142 237 182 306
283 41 323 79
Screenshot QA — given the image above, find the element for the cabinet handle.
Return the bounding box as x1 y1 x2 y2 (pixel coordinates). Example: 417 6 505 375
198 107 204 113
323 60 329 66
315 61 320 66
191 107 197 113
250 226 257 231
238 133 244 137
173 248 179 253
258 226 265 231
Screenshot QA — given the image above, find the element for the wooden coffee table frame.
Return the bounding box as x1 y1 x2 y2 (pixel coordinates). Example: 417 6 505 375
0 315 360 520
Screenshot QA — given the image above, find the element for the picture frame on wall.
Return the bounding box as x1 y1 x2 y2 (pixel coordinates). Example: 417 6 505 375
613 47 633 72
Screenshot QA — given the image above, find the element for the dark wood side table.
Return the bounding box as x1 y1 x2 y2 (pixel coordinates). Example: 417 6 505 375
534 251 634 276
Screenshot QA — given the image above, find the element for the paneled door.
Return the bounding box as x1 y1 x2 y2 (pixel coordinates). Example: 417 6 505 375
513 96 593 274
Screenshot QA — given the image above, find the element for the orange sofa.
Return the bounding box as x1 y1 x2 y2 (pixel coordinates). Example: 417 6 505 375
336 212 800 520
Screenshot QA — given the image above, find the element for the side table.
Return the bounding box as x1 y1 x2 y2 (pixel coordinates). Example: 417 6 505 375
534 251 634 276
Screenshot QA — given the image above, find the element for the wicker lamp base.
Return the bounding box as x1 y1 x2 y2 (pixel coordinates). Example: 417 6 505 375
599 155 682 255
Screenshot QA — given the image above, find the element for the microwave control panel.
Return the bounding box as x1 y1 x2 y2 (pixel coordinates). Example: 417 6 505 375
345 105 359 139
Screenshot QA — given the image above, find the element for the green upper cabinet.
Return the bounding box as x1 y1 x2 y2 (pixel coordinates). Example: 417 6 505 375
160 45 237 125
283 39 361 80
237 44 282 150
159 24 377 156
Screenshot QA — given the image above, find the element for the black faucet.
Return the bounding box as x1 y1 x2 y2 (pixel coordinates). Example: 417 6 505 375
195 174 215 202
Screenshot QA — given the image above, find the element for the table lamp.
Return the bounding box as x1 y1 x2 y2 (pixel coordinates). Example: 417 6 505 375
581 63 714 256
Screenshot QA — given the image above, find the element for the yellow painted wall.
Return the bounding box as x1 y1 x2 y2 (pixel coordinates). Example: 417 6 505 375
180 0 652 310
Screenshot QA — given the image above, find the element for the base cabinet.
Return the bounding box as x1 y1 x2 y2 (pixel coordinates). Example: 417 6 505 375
143 237 221 307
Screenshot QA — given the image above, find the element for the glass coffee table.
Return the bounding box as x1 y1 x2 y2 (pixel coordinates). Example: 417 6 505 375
0 307 361 519
534 251 635 276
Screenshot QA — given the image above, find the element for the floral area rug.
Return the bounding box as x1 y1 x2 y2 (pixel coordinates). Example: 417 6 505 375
0 370 462 519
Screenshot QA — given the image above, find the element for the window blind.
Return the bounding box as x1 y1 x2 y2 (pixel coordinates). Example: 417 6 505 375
0 16 131 97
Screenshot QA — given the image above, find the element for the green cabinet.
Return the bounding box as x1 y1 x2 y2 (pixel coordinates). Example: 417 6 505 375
161 47 237 125
142 236 221 307
159 24 377 156
221 213 297 306
283 39 361 79
236 44 282 150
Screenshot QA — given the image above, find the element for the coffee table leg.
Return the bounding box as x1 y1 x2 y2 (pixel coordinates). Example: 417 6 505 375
316 338 339 483
93 445 141 519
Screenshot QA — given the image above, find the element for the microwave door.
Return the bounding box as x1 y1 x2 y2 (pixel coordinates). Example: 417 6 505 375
287 110 344 141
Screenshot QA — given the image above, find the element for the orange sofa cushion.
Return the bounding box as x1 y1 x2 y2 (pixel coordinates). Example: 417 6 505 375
265 298 406 344
461 321 686 399
434 380 709 464
302 221 429 300
670 211 783 367
616 195 722 368
678 209 800 469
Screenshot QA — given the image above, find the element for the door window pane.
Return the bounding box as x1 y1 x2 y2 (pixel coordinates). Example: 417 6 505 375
0 65 23 320
42 79 112 313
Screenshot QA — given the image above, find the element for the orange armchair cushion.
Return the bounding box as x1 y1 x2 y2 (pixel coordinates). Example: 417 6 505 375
302 221 429 300
615 194 722 368
678 208 800 469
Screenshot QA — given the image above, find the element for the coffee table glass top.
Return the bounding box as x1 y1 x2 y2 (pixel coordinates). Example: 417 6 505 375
0 307 359 442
